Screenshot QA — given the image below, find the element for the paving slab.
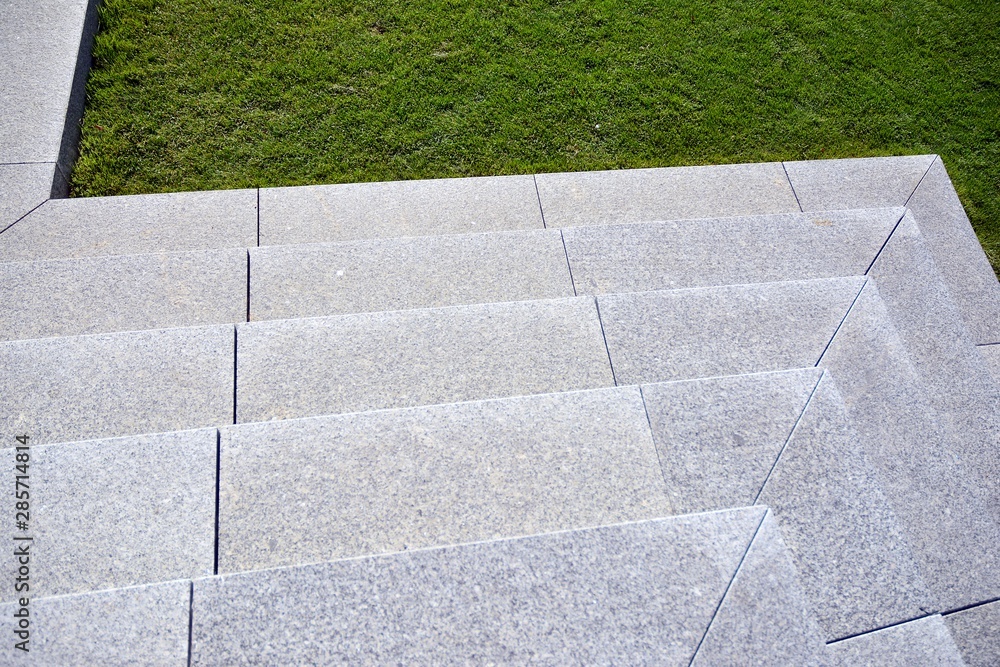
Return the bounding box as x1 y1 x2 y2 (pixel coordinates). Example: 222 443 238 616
259 174 543 245
819 280 1000 611
642 369 821 514
1 324 234 445
535 162 800 227
0 580 191 666
599 277 865 385
944 601 1000 667
193 509 764 665
979 344 1000 383
565 208 900 294
783 154 935 211
250 229 572 320
691 511 827 666
826 615 965 667
236 297 612 422
0 248 247 340
868 214 1000 515
0 188 258 261
756 372 932 640
0 162 56 232
1 429 215 601
220 387 670 572
905 157 1000 344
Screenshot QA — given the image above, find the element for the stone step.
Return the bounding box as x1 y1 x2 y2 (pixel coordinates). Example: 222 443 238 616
826 615 966 666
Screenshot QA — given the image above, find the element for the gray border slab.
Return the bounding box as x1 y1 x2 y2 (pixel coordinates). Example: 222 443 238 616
783 154 935 211
0 163 57 233
1 429 216 600
826 615 965 667
0 189 258 261
944 601 1000 667
259 174 543 246
1 324 234 445
535 162 800 227
979 344 1000 383
0 580 191 665
193 509 764 665
0 248 248 340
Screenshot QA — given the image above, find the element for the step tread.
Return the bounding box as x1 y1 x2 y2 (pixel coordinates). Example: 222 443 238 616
943 600 1000 667
826 615 966 667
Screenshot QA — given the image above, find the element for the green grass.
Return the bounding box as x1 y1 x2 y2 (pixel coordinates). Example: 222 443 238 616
73 0 999 273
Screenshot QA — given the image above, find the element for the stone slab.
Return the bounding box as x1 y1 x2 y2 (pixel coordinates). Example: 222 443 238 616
979 344 1000 383
565 208 900 294
692 511 827 666
236 297 613 422
819 280 1000 611
826 615 966 667
0 580 191 666
0 188 258 261
944 600 1000 667
535 162 800 227
193 509 764 665
905 157 1000 344
757 372 932 640
783 154 935 211
259 174 543 246
0 249 247 340
1 324 234 445
249 229 572 320
1 429 215 601
598 277 865 385
0 162 55 232
220 387 671 572
642 368 821 514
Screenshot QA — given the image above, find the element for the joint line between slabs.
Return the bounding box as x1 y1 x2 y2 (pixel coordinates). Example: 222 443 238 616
687 509 769 667
781 162 804 213
213 429 222 576
593 297 618 386
825 611 940 645
903 155 939 208
232 326 238 425
256 188 261 247
245 250 251 322
815 279 867 367
560 230 577 296
864 210 907 276
941 595 1000 616
638 385 671 491
0 199 48 236
533 174 547 228
186 580 195 667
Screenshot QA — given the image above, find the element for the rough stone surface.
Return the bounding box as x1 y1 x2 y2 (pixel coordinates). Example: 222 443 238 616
0 249 247 340
0 162 55 232
826 615 966 667
250 229 572 320
784 154 934 211
535 162 800 227
1 324 234 445
944 600 1000 667
236 297 612 422
599 277 864 385
259 174 543 245
692 512 827 667
565 208 900 294
979 344 1000 383
0 580 191 666
1 430 215 601
220 387 671 572
0 189 258 261
193 509 764 665
757 373 933 640
899 158 1000 343
642 369 820 514
819 280 1000 611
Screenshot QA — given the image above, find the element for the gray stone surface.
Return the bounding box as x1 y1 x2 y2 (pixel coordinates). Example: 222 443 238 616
757 372 933 640
1 324 234 445
193 509 764 665
0 162 55 232
784 154 935 211
259 174 543 246
220 387 671 573
642 369 821 514
1 429 215 601
979 344 1000 383
868 214 1000 515
905 157 1000 344
535 162 800 227
236 297 612 422
250 229 572 321
692 511 827 667
565 208 900 294
820 280 1000 612
827 615 966 667
0 188 258 261
0 580 191 666
944 600 1000 667
599 277 865 385
0 249 247 340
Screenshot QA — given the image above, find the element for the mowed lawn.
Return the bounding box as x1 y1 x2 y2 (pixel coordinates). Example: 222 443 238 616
73 0 999 273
